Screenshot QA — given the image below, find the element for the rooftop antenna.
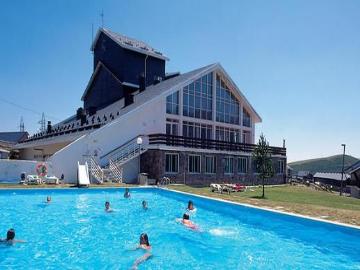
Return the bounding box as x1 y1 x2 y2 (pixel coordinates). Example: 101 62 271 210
100 9 104 28
19 116 25 132
38 113 46 132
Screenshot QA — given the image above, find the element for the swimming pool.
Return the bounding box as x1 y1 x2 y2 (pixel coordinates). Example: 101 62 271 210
0 188 359 269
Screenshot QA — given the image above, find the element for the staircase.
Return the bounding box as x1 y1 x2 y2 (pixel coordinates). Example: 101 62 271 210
85 135 148 184
85 156 104 184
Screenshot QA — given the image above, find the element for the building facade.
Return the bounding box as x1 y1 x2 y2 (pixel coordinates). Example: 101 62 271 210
11 28 286 185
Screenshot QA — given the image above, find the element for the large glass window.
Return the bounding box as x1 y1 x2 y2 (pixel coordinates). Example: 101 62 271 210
216 75 240 124
165 153 179 173
216 126 240 143
224 157 234 174
277 160 285 174
183 73 213 120
243 108 251 127
166 91 179 115
238 157 248 173
166 119 179 136
188 155 201 173
205 156 216 174
183 121 212 140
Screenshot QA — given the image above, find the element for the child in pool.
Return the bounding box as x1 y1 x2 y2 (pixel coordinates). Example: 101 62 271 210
46 196 51 203
131 233 152 269
177 213 199 230
0 229 25 244
105 201 113 212
186 200 196 213
142 200 148 210
124 188 131 198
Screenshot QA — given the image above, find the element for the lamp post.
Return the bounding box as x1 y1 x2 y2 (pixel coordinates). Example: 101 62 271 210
340 144 346 196
136 136 143 175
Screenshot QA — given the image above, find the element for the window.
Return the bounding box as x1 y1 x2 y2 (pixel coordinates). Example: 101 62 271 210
243 108 251 127
183 73 213 120
166 119 179 136
183 121 212 140
277 160 285 174
188 155 201 173
205 156 216 174
216 75 240 124
238 157 248 173
165 153 179 173
166 91 179 115
224 157 234 174
216 126 240 143
242 131 251 144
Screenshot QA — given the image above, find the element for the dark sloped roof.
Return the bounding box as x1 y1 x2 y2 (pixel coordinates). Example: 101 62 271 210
0 132 28 143
91 28 169 61
345 160 360 174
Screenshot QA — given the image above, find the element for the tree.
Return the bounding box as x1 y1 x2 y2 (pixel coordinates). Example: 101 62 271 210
252 134 274 198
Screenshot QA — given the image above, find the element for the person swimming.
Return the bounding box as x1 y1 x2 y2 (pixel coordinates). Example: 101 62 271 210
124 188 131 198
177 213 198 230
46 196 51 203
131 233 152 269
0 229 25 244
142 200 148 210
105 201 113 212
186 200 196 213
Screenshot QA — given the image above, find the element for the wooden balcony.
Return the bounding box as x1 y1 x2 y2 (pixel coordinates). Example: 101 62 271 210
148 133 286 156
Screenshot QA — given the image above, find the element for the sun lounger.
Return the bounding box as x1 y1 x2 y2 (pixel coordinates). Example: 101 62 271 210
26 175 42 185
210 183 223 193
43 175 59 185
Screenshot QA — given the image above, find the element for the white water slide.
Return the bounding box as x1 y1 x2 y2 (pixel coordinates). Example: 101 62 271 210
77 161 90 187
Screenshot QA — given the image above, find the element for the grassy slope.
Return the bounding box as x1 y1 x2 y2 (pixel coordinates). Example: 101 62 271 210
289 154 359 173
168 185 360 226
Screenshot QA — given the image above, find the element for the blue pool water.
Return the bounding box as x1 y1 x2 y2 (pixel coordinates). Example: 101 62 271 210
0 188 359 269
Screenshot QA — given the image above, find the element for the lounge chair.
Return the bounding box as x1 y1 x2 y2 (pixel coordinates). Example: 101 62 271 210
43 175 59 185
210 183 231 194
26 175 42 185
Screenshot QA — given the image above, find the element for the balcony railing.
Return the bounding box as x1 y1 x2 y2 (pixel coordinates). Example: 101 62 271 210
148 133 286 156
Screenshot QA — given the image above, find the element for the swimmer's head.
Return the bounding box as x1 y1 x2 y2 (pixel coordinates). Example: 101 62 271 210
183 213 190 220
47 196 51 202
187 200 194 210
140 233 150 246
6 229 15 241
142 200 147 208
105 201 110 209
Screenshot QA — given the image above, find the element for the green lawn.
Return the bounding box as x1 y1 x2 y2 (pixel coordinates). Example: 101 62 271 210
168 184 360 226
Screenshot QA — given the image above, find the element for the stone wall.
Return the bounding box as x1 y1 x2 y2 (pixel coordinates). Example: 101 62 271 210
141 149 286 186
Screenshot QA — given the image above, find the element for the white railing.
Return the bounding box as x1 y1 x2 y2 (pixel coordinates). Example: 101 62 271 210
108 159 123 183
83 136 148 184
85 156 103 184
101 135 148 167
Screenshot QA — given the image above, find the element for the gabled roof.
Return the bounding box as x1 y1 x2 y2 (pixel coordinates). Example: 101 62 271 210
216 65 262 123
91 28 169 61
345 160 360 174
0 132 28 143
110 63 261 123
313 172 350 181
81 61 137 101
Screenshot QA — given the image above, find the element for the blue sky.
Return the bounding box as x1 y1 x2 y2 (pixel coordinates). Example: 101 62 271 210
0 0 359 162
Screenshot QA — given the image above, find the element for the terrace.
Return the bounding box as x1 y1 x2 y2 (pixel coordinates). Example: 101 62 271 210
148 133 286 156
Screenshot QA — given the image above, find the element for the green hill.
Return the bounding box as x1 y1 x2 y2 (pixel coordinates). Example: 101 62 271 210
288 155 359 173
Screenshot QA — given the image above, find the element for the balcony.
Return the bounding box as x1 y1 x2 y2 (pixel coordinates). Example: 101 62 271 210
148 133 286 156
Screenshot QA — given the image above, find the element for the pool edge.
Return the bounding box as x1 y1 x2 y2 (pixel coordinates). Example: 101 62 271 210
161 187 360 231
